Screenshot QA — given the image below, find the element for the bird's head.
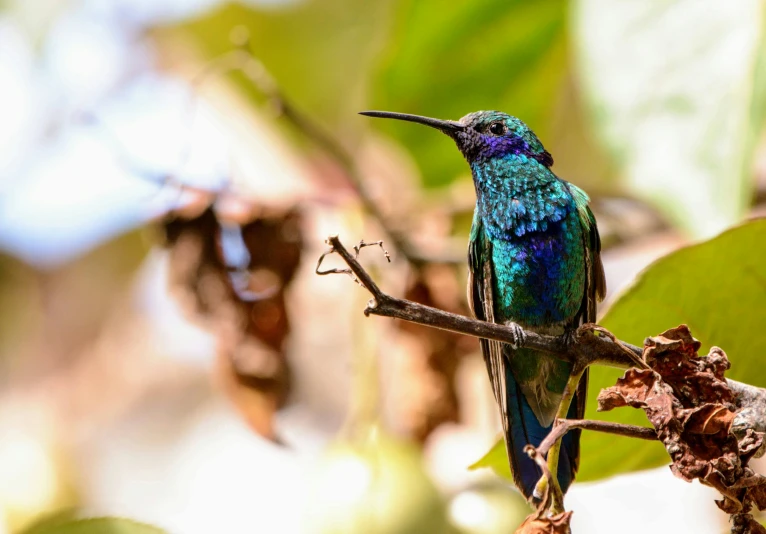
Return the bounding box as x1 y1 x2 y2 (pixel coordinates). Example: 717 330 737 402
360 110 552 167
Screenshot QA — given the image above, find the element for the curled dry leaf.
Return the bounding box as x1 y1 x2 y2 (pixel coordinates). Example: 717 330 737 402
515 511 572 534
597 325 766 518
642 327 734 408
730 513 766 534
164 206 302 439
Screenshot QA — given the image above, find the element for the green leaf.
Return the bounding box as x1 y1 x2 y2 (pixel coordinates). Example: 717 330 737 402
370 0 571 188
471 218 766 483
579 217 766 480
573 0 766 237
468 438 511 481
21 517 167 534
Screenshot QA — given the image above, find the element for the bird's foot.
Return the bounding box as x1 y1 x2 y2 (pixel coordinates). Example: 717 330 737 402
563 328 578 349
509 322 526 350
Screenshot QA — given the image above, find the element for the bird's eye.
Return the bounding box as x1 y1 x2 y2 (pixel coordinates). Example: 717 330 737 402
488 121 506 135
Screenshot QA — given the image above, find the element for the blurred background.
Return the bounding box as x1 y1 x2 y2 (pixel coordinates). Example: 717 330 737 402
0 0 765 533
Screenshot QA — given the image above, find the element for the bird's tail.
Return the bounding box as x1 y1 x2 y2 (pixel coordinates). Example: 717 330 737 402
504 363 582 500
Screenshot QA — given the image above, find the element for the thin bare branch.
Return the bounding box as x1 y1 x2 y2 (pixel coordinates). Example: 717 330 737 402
536 419 658 459
523 418 658 520
317 235 766 427
317 235 645 369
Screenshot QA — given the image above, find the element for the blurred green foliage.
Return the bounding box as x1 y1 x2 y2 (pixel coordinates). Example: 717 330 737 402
308 435 454 534
159 0 391 124
21 516 166 534
370 0 567 188
161 0 614 195
167 0 766 235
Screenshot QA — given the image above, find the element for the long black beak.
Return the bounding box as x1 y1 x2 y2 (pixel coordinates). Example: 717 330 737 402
359 110 463 134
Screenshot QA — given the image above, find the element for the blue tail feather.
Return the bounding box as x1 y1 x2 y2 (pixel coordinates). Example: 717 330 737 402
505 364 580 498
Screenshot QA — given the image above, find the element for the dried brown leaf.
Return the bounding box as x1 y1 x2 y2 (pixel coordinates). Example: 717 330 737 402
749 483 766 512
683 404 735 435
644 326 734 408
730 513 766 534
598 325 766 518
164 206 302 439
515 511 572 534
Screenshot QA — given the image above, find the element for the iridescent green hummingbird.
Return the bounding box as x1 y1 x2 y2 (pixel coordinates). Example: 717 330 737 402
361 110 605 500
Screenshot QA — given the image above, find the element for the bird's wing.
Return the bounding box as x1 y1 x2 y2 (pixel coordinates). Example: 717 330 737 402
468 216 507 412
468 216 526 492
576 199 606 323
566 184 607 473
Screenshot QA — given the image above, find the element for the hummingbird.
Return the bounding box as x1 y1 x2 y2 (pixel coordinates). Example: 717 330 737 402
360 110 605 500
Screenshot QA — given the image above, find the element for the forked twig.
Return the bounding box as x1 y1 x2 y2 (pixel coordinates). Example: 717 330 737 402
316 237 391 289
